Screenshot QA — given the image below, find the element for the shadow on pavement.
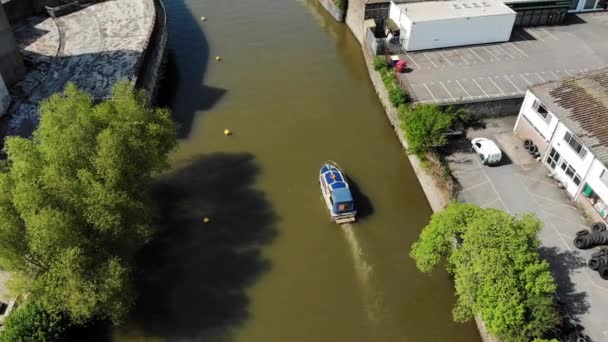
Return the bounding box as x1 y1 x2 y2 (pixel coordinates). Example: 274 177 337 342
130 153 278 341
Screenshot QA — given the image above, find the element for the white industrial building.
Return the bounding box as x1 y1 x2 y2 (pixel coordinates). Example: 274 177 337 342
514 69 608 219
388 0 516 51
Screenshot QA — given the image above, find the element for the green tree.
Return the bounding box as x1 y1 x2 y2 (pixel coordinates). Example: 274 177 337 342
0 302 68 342
0 82 176 324
410 203 558 342
400 104 453 157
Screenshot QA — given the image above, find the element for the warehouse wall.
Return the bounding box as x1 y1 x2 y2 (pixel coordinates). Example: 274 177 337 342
405 13 516 51
0 4 25 87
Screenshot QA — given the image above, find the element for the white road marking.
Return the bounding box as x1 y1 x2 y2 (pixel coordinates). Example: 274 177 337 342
550 71 560 80
423 83 438 102
488 76 504 94
469 48 485 62
438 51 454 66
508 42 528 57
472 78 489 97
564 69 574 76
527 28 545 41
423 53 438 68
407 55 421 69
535 72 545 82
504 75 522 92
454 49 470 65
439 81 455 100
541 28 558 40
497 45 514 59
455 80 472 98
520 73 532 85
483 46 500 61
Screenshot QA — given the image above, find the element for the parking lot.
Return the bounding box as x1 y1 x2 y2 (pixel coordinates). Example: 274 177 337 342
445 117 608 341
399 12 608 104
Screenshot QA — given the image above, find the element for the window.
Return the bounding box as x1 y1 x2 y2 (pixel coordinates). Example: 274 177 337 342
563 132 587 159
560 160 582 186
600 169 608 187
547 148 560 169
532 99 551 122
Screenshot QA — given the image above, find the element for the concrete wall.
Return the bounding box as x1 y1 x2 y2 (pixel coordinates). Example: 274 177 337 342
404 13 516 51
136 0 167 101
1 0 63 24
319 0 345 22
0 73 9 117
0 3 25 87
435 96 524 117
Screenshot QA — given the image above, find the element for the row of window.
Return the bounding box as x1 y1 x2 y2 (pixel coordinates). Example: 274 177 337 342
532 99 587 160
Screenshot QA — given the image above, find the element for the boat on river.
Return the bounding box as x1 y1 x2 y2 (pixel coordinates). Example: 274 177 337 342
319 161 356 224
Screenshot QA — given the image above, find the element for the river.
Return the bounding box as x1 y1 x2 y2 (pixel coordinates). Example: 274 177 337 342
112 0 481 341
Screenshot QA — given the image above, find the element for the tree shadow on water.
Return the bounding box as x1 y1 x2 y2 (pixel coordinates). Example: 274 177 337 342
131 153 277 341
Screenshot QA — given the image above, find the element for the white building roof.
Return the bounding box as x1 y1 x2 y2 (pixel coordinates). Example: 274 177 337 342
393 0 515 22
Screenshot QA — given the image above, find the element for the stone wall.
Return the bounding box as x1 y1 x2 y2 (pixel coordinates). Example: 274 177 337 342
437 97 524 118
318 0 345 22
0 73 9 117
364 2 389 21
0 3 25 87
136 0 168 101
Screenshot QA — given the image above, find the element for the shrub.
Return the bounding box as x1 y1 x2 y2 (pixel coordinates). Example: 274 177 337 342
400 104 453 157
373 56 388 71
410 203 558 341
389 87 406 107
0 302 69 342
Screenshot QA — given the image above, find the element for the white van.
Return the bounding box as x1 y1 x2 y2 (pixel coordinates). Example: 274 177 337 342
471 138 502 165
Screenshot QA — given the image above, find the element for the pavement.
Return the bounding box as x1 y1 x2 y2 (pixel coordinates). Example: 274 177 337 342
398 11 608 104
6 0 155 137
445 117 608 341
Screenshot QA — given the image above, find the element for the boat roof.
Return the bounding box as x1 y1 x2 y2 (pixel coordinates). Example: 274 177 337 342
332 187 353 203
321 163 351 192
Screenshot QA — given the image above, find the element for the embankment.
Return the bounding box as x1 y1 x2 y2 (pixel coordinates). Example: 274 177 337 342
318 0 345 21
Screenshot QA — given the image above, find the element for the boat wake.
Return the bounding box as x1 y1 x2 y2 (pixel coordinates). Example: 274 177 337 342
340 224 384 325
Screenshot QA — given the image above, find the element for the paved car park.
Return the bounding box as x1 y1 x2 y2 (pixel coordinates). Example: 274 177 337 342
445 117 608 341
398 12 608 104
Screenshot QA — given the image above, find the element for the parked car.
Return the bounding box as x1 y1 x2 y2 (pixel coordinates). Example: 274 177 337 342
471 137 502 165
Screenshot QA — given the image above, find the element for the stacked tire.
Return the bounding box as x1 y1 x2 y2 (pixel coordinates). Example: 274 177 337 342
523 139 539 157
580 222 608 280
573 227 608 249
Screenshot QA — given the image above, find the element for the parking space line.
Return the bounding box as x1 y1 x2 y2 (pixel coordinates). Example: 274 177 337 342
496 45 514 59
438 51 454 66
508 42 528 57
529 192 580 211
541 28 558 40
504 75 522 92
423 53 438 68
407 55 421 69
474 159 509 213
469 48 485 62
526 29 545 41
423 83 438 102
483 47 500 61
454 50 470 65
439 81 455 100
564 69 574 76
472 78 489 97
520 73 532 86
479 198 501 208
488 77 504 94
550 71 560 80
535 72 545 82
455 80 472 98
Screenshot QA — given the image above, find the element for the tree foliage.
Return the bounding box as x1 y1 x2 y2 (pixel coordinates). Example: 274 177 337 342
0 82 176 324
410 203 558 341
400 104 453 157
0 302 68 342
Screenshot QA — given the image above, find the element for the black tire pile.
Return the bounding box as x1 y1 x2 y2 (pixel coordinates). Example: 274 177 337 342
575 222 608 280
523 139 540 158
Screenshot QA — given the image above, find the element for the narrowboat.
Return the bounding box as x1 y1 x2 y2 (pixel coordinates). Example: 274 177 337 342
319 161 356 224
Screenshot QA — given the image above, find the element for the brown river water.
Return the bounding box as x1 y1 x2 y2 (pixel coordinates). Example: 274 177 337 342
110 0 481 341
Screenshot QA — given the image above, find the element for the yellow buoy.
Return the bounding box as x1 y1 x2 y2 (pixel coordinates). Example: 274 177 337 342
215 56 221 61
203 217 210 223
201 16 206 21
224 129 232 136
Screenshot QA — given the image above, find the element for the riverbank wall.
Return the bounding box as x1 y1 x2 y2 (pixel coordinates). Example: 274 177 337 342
348 5 495 342
318 0 345 22
136 0 168 102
